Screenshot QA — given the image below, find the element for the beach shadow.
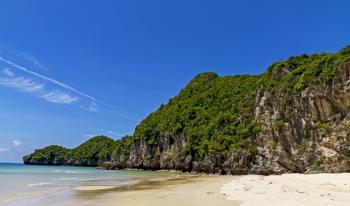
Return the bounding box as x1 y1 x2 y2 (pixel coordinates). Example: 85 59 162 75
73 174 203 199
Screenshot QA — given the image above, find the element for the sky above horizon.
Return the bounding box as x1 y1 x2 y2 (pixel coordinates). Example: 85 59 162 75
1 0 350 162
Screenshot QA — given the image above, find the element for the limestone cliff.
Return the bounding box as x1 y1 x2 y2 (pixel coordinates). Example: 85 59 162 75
24 46 350 175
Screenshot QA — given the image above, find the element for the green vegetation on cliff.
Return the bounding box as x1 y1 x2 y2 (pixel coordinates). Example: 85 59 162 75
71 136 116 164
131 45 350 159
134 73 261 157
26 136 115 165
260 45 350 92
30 145 70 164
25 45 350 170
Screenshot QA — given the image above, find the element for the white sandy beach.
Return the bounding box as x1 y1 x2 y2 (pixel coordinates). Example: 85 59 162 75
4 172 350 206
71 173 350 206
221 173 350 206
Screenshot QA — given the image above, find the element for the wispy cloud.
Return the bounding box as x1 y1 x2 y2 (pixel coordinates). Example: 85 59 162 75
12 140 21 146
107 130 122 137
0 68 79 104
0 76 45 93
41 90 78 104
0 148 9 152
16 52 47 71
3 68 14 77
0 57 104 104
83 101 98 112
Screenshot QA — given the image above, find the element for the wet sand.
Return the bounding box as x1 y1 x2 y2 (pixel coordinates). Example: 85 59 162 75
77 173 350 206
6 172 350 206
1 172 236 206
73 174 238 206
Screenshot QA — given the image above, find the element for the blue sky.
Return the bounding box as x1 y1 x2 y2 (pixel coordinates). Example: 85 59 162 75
0 0 350 162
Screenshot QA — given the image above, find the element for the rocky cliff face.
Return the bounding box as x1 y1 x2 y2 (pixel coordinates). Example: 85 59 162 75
102 55 350 175
24 47 350 175
249 61 350 174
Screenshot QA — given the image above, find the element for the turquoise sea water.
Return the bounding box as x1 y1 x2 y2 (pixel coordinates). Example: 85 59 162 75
0 163 171 205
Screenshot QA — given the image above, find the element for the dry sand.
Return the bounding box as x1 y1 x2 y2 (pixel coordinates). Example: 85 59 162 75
221 173 350 206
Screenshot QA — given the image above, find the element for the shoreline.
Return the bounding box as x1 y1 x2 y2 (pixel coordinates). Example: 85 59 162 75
2 169 237 206
73 172 350 206
84 174 238 206
3 166 350 206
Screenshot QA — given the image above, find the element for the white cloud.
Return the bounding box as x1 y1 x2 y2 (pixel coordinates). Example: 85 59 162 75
17 52 47 71
3 68 15 77
107 130 121 136
0 56 129 114
84 101 98 112
0 57 103 104
0 75 79 104
0 76 45 93
41 90 79 104
0 148 9 152
13 140 21 146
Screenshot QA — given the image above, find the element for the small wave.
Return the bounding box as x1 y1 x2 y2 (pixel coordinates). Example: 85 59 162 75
53 170 87 174
79 179 94 181
65 170 79 174
28 182 52 187
59 177 78 180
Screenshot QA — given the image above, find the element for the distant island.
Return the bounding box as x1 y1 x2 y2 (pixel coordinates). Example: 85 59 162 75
24 45 350 175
